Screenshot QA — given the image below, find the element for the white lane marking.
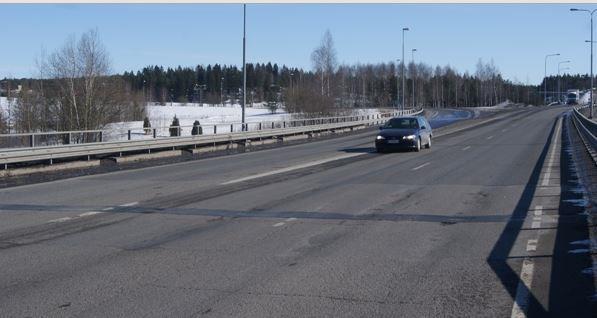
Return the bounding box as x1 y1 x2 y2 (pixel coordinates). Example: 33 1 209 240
541 118 561 186
48 217 72 223
462 146 471 151
534 205 543 216
286 218 297 222
412 162 430 171
511 259 535 318
273 222 285 227
526 239 538 252
120 201 139 207
531 221 541 229
221 152 363 185
102 207 114 211
79 211 102 217
486 135 494 140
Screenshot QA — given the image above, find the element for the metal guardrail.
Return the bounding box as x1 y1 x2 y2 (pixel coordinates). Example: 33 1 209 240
0 109 423 168
571 106 597 165
0 110 419 150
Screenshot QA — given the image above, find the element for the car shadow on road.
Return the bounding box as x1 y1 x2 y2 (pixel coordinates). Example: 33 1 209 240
487 115 595 317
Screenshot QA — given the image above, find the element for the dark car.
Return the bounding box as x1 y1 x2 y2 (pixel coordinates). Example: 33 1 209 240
375 116 432 153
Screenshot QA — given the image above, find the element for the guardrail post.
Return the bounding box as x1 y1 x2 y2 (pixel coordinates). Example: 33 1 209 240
272 122 274 129
178 126 181 136
230 124 234 133
128 130 131 140
30 134 35 148
283 122 286 128
259 122 262 130
153 128 156 138
99 131 103 142
214 125 217 134
68 132 72 145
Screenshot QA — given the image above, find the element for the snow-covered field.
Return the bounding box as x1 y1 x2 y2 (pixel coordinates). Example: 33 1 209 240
104 103 385 141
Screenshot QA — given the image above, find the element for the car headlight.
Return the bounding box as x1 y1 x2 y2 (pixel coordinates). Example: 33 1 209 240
403 135 416 140
376 135 385 140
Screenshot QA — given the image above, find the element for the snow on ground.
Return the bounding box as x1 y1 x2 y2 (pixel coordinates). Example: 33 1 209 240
103 102 385 141
579 91 590 105
0 97 12 119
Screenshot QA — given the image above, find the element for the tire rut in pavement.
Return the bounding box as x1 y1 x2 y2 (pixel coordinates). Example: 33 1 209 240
0 213 134 250
139 153 378 210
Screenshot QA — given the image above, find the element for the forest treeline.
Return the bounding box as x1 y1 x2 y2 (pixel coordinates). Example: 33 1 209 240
1 29 591 134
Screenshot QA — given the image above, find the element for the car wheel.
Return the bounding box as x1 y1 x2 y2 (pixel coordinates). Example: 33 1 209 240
426 137 431 149
415 138 421 152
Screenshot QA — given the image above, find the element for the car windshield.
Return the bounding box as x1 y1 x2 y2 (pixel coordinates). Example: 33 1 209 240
385 118 419 129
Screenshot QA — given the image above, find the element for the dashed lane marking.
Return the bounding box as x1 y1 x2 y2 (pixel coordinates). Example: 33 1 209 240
412 162 430 171
48 217 73 223
221 153 363 185
511 259 535 318
79 211 103 217
462 146 471 151
273 222 285 227
120 201 139 207
526 239 538 252
541 118 561 186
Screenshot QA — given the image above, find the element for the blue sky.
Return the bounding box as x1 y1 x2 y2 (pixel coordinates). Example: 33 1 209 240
0 3 594 84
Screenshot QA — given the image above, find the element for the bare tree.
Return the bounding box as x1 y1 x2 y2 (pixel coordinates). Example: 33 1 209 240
311 30 337 97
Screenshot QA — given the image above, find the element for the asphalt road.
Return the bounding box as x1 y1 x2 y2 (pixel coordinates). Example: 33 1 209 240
0 106 594 317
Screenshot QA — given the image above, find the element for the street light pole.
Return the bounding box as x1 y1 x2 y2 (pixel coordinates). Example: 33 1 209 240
412 48 417 109
571 8 597 117
557 60 571 103
544 53 560 105
395 59 400 108
242 4 247 129
402 27 409 112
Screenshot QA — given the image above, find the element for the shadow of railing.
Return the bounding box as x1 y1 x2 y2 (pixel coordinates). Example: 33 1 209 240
487 115 595 317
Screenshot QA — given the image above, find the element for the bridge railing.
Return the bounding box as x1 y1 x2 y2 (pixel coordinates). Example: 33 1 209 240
0 109 422 150
571 106 597 164
0 109 423 167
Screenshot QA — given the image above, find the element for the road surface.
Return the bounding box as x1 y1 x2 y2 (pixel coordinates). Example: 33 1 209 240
0 106 594 317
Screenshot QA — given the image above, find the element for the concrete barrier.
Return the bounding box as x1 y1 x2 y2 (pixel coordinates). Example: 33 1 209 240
110 150 183 163
0 160 100 177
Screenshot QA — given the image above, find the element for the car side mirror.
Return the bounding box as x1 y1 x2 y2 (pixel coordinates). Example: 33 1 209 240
421 126 426 130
